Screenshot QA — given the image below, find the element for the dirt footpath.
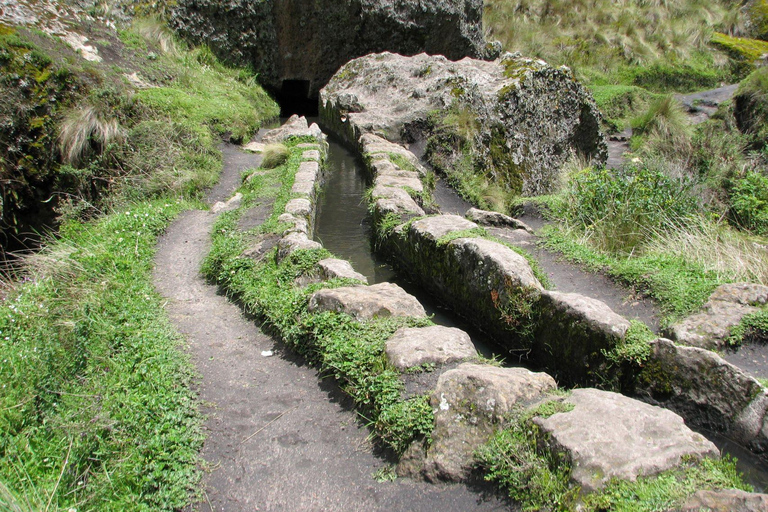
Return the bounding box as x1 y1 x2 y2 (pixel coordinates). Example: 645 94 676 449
152 144 508 511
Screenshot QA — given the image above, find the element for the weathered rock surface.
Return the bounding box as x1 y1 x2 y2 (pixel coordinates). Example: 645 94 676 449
284 198 312 219
308 283 426 321
276 232 322 262
171 0 486 98
535 290 631 384
262 115 324 143
211 192 243 213
680 488 768 511
241 234 280 262
322 52 606 195
316 258 368 284
534 388 719 492
385 326 476 370
361 133 428 176
409 215 478 241
669 283 768 349
637 338 768 451
403 363 556 482
465 207 533 233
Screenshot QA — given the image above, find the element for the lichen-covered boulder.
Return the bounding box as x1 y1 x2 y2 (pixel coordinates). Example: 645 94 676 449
669 283 768 349
171 0 487 98
399 363 556 482
535 290 631 384
534 388 719 492
321 52 606 196
465 207 533 233
307 282 426 321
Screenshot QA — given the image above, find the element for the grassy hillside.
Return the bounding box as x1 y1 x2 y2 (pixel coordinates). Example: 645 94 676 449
484 0 767 128
0 11 278 510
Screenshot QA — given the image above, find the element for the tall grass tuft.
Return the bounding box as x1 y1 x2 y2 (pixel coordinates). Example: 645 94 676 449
58 104 125 166
260 143 290 169
631 95 692 157
645 216 768 284
132 17 177 54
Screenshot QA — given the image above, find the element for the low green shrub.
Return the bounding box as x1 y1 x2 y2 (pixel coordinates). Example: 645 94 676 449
730 171 768 235
563 163 699 254
733 67 768 146
728 307 768 346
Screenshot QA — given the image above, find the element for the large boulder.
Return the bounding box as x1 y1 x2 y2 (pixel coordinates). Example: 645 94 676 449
400 363 556 482
669 283 768 349
171 0 487 98
321 52 606 196
534 388 719 492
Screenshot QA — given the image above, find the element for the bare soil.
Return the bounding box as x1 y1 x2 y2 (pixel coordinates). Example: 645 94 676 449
153 144 508 511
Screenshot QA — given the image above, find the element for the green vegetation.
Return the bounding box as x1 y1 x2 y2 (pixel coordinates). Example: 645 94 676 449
478 400 749 511
201 139 437 455
0 19 278 243
728 308 768 346
0 14 279 511
476 401 576 511
0 200 204 511
260 143 290 169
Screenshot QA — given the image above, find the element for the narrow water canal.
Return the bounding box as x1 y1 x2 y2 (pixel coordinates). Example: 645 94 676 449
313 133 502 360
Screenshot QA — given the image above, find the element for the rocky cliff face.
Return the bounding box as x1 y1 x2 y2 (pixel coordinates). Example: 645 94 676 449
321 52 607 196
170 0 486 99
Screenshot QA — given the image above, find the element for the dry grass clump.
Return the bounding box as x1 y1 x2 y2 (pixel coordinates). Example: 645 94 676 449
260 143 290 169
646 216 768 284
58 104 125 166
132 17 177 54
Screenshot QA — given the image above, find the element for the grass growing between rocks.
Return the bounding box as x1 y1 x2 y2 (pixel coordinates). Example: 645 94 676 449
201 139 438 455
477 399 749 511
0 199 203 511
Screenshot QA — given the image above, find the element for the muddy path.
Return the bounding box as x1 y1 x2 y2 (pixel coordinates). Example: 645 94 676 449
153 144 507 511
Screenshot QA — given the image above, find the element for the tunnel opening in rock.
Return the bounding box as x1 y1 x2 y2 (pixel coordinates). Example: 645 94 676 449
276 79 318 117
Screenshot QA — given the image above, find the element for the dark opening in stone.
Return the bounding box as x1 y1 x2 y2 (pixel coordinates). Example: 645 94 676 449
276 79 318 117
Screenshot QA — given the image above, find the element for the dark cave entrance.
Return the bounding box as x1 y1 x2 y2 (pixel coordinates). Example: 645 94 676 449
275 79 318 117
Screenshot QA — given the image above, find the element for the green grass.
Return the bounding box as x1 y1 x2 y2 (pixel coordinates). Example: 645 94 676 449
0 14 280 510
539 224 726 323
0 199 203 511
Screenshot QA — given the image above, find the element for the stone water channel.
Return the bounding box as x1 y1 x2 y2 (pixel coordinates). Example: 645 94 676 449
313 130 501 360
308 123 768 492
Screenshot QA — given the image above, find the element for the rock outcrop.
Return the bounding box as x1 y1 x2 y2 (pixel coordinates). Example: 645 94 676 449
171 0 487 99
321 52 607 196
681 488 768 511
534 388 719 492
669 283 768 349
